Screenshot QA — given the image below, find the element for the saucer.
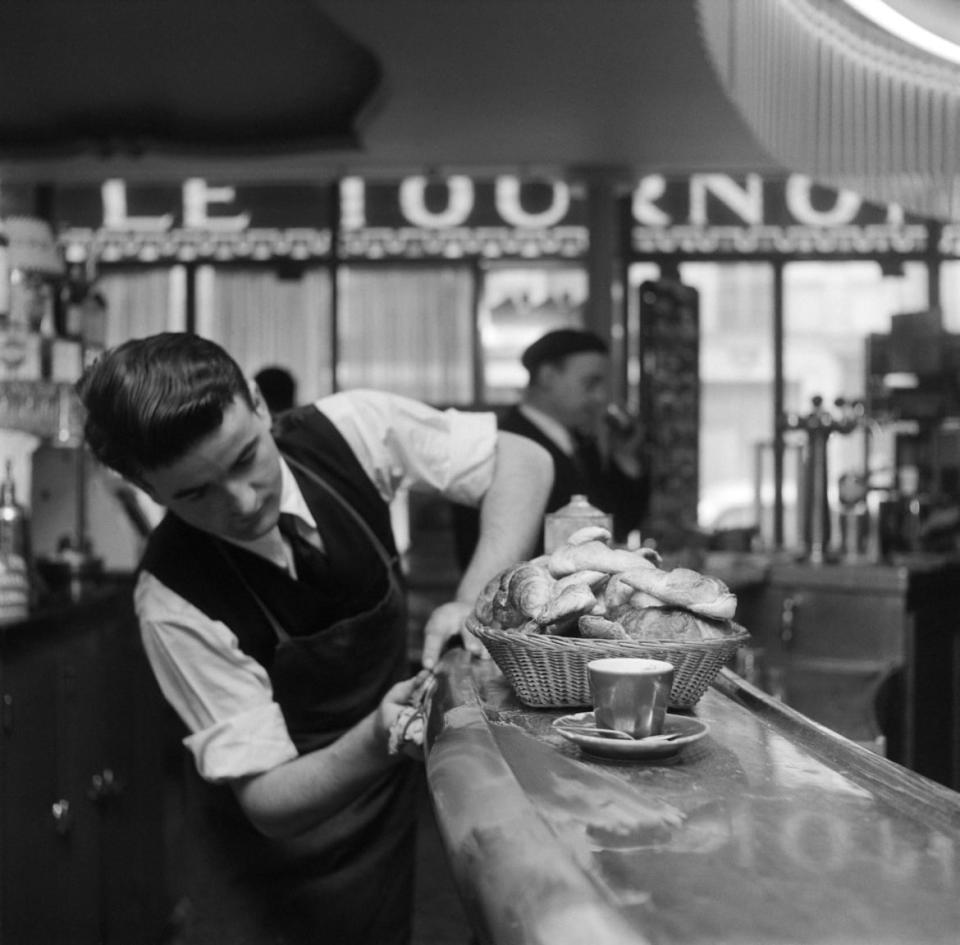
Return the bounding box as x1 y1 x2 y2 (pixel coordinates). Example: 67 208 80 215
552 711 708 761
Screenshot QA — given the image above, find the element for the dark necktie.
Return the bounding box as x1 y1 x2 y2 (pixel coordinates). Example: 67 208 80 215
571 431 603 481
278 513 330 585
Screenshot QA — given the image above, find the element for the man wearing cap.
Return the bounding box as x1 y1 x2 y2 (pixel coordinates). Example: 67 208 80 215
453 328 649 565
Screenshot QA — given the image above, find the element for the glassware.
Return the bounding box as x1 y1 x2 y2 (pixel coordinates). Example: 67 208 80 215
543 493 612 553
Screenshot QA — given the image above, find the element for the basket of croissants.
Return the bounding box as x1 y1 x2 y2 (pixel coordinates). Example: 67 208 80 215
466 526 750 709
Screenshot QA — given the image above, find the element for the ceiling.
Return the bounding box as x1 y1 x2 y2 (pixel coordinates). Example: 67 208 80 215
0 0 784 184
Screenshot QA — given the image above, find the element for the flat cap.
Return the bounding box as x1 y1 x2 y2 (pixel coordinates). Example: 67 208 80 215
520 328 608 373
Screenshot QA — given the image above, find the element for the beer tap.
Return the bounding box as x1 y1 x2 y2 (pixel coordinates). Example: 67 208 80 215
780 395 864 564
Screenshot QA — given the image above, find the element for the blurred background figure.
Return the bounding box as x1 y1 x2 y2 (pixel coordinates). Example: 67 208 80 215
452 328 650 566
254 365 298 418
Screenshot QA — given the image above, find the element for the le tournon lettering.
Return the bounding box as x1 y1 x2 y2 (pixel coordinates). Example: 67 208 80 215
99 173 899 234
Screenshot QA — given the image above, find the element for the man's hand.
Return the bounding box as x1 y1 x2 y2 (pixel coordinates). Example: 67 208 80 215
377 675 426 739
381 670 436 761
421 600 486 669
605 417 645 480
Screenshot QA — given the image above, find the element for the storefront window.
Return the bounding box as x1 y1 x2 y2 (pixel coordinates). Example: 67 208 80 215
195 265 334 404
677 263 776 541
337 265 473 404
941 261 960 331
783 260 928 519
478 263 587 404
98 266 187 347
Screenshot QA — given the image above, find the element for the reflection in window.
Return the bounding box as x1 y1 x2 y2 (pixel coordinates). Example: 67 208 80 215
479 263 587 404
679 262 776 542
784 260 928 516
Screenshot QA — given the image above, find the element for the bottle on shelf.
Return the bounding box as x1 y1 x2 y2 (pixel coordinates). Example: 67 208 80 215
0 459 31 620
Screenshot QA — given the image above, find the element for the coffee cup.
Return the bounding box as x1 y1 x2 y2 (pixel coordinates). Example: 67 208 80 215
587 657 674 739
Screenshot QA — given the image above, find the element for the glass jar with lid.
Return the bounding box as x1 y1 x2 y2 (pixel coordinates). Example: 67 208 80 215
543 494 612 553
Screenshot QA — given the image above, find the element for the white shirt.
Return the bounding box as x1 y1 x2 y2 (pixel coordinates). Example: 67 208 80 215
135 389 497 782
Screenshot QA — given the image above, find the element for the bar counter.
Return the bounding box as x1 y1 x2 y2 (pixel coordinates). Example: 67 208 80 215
423 650 960 945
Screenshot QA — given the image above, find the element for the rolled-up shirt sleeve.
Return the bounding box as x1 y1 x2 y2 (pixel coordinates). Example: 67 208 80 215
135 571 298 782
316 389 498 507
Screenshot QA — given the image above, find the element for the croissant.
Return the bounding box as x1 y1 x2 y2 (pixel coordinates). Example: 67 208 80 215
547 540 659 578
618 567 737 620
506 563 556 617
565 525 613 545
600 570 664 612
582 607 741 643
473 572 501 625
580 614 630 640
534 583 597 633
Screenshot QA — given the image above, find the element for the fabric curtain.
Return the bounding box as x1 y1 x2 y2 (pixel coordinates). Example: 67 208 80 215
97 267 185 347
196 266 334 404
337 265 474 404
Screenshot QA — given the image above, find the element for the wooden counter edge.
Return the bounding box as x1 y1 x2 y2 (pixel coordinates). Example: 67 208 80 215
423 650 652 945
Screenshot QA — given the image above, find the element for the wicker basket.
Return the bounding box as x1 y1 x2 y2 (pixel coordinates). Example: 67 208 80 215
466 614 750 709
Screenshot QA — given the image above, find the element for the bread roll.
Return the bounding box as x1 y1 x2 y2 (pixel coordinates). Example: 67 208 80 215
506 563 556 617
579 614 629 640
547 541 659 578
618 567 737 620
613 605 741 642
616 606 705 641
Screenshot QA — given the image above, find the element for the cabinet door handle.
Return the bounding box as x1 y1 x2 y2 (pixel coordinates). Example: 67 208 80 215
51 799 73 835
780 596 798 649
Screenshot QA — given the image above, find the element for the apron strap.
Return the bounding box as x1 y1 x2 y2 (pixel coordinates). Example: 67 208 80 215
215 453 403 644
282 451 400 576
213 541 292 642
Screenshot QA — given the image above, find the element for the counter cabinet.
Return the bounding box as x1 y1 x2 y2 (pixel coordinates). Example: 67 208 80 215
0 587 168 945
423 650 960 945
737 559 960 788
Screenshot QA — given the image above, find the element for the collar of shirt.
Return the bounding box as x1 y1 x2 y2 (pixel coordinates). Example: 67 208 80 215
518 403 576 457
222 457 321 571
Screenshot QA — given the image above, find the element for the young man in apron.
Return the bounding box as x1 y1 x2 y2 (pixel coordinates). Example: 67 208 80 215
76 332 552 945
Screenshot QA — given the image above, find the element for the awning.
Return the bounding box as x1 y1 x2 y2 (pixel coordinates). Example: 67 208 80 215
697 0 960 220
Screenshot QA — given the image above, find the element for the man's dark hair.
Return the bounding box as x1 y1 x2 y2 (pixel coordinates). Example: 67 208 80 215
254 366 297 416
76 332 253 482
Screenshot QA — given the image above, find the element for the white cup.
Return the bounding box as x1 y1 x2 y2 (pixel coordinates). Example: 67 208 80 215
587 657 674 739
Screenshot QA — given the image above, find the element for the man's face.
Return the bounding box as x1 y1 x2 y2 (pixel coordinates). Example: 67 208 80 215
138 392 284 542
540 351 610 432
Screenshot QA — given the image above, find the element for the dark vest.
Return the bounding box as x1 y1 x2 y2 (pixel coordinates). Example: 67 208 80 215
140 405 408 747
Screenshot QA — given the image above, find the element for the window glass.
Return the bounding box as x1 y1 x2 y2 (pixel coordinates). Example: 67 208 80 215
941 261 960 331
783 261 928 524
678 262 776 542
479 263 587 404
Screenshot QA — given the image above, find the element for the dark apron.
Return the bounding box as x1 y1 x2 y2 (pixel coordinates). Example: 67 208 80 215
183 459 417 945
